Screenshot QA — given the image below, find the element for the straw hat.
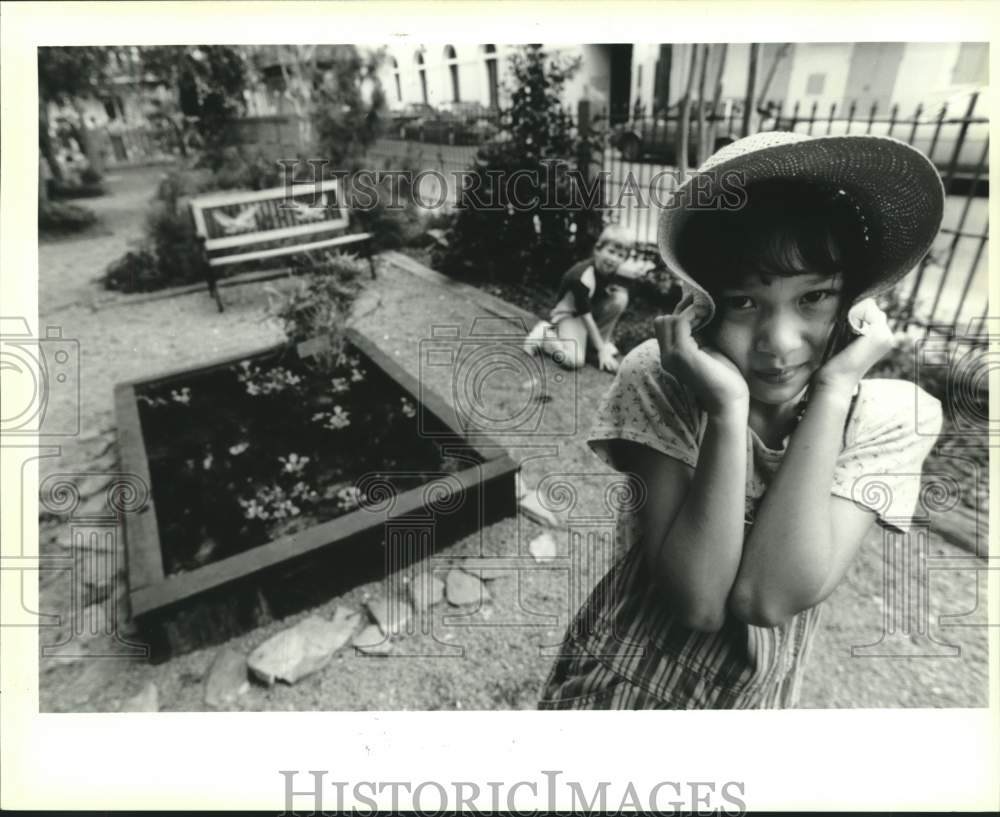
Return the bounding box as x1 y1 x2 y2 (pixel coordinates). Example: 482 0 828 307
657 131 945 332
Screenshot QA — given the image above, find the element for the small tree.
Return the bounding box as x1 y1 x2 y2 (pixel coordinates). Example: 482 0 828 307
140 46 249 167
436 45 601 287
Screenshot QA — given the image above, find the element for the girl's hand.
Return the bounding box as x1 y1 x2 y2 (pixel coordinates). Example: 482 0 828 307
814 299 895 394
655 305 749 419
598 344 620 373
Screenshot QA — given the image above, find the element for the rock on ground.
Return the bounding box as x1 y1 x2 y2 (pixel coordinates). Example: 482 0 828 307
204 647 250 708
446 569 491 606
528 532 558 562
120 681 159 712
408 572 446 612
519 491 559 527
352 624 393 655
366 592 413 636
247 607 359 686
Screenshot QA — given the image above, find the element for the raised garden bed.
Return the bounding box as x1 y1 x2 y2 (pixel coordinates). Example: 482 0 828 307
115 327 519 658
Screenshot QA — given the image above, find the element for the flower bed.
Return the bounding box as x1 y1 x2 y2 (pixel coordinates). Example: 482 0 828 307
116 328 519 657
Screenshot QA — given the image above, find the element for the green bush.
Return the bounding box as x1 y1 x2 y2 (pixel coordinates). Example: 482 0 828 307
49 176 106 200
101 168 209 293
433 45 603 288
101 249 164 292
267 252 368 367
38 200 97 234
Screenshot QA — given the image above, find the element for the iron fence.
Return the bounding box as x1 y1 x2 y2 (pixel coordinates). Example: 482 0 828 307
366 92 988 337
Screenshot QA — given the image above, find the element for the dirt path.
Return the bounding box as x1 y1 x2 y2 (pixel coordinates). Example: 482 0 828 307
35 169 989 712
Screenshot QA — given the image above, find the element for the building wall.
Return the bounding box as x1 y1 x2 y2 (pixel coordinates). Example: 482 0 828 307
782 42 855 114
628 42 987 121
377 43 628 112
378 44 514 110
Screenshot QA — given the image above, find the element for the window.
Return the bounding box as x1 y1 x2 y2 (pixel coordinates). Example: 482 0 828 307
415 50 428 104
952 43 988 85
390 56 402 102
806 72 826 95
445 45 460 103
484 44 499 109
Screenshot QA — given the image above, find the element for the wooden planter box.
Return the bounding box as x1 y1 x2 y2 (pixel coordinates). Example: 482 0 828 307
115 328 519 659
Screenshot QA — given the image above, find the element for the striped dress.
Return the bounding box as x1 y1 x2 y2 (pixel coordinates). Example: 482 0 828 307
538 339 942 710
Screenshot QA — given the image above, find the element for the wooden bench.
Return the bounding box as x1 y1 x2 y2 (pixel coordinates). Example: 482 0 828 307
190 178 375 312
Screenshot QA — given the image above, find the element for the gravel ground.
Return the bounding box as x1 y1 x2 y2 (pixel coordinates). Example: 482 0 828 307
35 166 989 712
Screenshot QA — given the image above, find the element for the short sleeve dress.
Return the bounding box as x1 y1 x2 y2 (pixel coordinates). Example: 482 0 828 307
538 338 943 709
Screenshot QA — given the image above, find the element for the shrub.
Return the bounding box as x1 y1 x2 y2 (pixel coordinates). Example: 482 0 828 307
38 200 97 234
267 252 368 366
101 168 209 293
433 45 603 288
49 167 105 200
101 249 164 292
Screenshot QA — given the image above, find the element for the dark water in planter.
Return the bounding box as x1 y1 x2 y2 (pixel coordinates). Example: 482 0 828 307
136 343 483 576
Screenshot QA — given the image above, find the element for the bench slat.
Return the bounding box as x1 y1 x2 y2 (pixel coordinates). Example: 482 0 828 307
207 232 374 266
190 179 343 209
203 216 351 251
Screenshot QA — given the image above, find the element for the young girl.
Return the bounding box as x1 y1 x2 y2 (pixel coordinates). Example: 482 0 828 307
538 132 945 709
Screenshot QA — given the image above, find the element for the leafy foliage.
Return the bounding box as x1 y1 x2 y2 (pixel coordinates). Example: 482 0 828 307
139 46 249 165
433 45 604 287
267 253 368 365
101 171 208 292
38 46 112 105
38 200 98 235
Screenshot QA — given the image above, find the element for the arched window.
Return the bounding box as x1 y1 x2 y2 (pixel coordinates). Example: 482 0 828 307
415 50 428 104
390 56 402 102
483 44 499 110
444 45 460 103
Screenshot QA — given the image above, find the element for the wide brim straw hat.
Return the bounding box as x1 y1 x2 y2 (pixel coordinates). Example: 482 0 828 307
657 131 945 332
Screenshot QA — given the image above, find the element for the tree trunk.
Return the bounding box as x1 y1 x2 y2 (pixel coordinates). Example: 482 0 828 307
707 43 728 154
71 98 103 176
38 97 63 186
741 43 760 137
695 44 710 166
677 43 699 181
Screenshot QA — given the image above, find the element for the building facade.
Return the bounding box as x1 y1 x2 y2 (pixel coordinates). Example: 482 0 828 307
627 41 987 119
378 42 988 121
375 44 637 114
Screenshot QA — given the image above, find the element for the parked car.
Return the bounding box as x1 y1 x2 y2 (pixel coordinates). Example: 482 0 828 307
760 88 989 193
385 102 435 137
401 103 499 146
610 99 743 163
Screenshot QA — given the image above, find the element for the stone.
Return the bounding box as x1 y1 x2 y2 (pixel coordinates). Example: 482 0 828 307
204 647 250 708
366 592 413 636
446 569 491 606
120 681 159 712
247 607 359 686
514 472 527 501
528 532 557 562
407 573 446 612
519 491 559 528
76 472 113 499
352 624 392 655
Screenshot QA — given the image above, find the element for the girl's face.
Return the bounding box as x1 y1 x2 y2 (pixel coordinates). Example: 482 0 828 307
708 272 844 406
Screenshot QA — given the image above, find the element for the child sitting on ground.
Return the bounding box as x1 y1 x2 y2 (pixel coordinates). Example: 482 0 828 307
524 223 648 373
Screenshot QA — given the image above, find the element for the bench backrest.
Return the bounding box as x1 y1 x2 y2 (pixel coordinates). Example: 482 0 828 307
189 179 352 257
